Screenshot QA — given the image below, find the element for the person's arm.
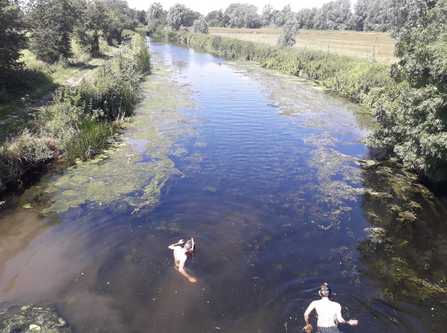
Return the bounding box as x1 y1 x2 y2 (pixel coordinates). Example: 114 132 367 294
178 257 196 283
304 302 316 332
335 303 358 326
168 239 184 250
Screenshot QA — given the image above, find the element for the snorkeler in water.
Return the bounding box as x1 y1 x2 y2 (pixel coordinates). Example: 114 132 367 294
168 238 196 283
304 283 358 333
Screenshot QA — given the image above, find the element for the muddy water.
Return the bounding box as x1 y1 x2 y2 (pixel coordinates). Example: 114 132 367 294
0 39 446 332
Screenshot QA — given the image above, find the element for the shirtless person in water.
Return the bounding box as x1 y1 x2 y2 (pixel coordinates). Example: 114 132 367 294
168 238 196 283
304 283 358 333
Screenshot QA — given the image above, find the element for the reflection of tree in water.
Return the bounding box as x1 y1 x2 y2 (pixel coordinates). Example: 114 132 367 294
357 159 447 301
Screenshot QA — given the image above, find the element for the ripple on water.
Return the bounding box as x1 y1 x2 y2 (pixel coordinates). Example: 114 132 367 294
0 40 446 333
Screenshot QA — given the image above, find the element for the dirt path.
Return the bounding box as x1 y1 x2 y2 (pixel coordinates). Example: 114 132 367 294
0 69 95 126
0 91 55 126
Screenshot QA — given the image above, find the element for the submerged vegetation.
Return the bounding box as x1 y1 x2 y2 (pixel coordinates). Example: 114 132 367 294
0 34 150 192
358 159 447 301
37 59 195 217
164 8 447 184
154 27 447 302
0 304 71 333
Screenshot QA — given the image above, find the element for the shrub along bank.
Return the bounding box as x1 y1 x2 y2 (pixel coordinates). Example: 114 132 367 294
163 31 394 106
0 34 150 192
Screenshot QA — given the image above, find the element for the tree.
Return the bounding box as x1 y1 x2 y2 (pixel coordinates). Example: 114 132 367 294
366 0 447 181
129 8 147 25
313 0 352 30
101 0 134 45
388 0 436 38
166 3 188 30
183 8 201 27
349 0 368 31
261 4 274 26
272 4 292 28
146 2 164 25
362 0 391 32
0 0 27 76
27 0 77 63
277 16 299 46
296 7 317 29
192 16 208 33
223 3 261 29
205 9 223 27
73 0 106 55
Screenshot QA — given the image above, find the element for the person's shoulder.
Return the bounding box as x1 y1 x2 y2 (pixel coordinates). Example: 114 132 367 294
305 300 318 312
330 300 342 308
308 300 320 307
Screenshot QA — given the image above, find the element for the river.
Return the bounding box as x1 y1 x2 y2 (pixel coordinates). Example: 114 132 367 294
0 38 446 332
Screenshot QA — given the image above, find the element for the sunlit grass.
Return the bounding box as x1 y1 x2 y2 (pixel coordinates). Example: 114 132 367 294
209 28 397 64
0 35 150 191
65 119 117 161
0 39 117 121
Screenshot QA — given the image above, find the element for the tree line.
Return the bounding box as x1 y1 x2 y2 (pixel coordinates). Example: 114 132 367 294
145 0 429 33
0 0 146 103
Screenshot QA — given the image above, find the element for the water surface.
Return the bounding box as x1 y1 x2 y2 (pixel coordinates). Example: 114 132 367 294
0 39 446 332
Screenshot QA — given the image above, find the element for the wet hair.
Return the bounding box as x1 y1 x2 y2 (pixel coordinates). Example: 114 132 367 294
319 283 331 297
183 239 195 254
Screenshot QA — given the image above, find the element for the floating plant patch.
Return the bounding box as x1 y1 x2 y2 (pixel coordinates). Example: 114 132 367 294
39 64 199 216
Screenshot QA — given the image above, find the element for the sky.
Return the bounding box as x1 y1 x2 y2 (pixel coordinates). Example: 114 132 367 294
126 0 331 16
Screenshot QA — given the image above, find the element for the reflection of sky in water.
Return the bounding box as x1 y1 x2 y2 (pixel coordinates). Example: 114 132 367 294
0 39 445 333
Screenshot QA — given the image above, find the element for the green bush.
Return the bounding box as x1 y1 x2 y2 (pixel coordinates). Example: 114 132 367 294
7 128 60 164
0 128 62 191
0 34 151 191
52 34 150 121
365 0 447 182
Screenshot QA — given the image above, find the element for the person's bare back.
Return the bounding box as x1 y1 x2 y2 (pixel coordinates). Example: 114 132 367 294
306 298 343 327
304 284 357 332
168 238 196 283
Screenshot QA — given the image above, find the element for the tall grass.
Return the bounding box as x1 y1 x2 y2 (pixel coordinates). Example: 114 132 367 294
65 119 117 161
0 34 151 192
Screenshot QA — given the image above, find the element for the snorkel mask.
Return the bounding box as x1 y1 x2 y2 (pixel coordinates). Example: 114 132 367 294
184 238 195 253
319 282 332 297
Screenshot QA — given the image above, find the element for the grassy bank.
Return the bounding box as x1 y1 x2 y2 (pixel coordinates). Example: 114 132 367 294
0 38 116 121
209 28 397 64
164 31 394 107
0 34 150 192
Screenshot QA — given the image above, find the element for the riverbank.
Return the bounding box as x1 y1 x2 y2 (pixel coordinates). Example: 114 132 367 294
0 34 150 193
0 29 146 123
160 31 447 187
161 31 394 109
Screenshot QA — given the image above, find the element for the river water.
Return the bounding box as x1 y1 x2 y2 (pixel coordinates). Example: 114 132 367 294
1 39 446 332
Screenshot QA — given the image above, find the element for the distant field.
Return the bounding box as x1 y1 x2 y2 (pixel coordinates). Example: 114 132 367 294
209 28 397 64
